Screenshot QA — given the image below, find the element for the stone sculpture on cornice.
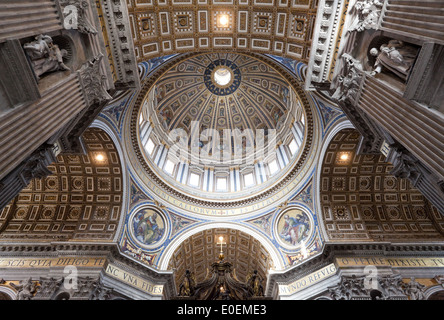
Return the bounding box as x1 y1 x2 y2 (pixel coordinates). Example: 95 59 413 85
348 0 384 32
78 54 113 106
331 53 364 103
10 278 39 300
23 35 70 80
59 0 98 34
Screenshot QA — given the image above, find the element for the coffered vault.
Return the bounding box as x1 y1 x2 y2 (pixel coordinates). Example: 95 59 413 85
127 0 318 62
0 128 124 242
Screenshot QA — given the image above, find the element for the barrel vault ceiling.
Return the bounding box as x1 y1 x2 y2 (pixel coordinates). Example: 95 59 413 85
0 128 123 243
167 228 274 290
320 129 444 242
125 0 318 62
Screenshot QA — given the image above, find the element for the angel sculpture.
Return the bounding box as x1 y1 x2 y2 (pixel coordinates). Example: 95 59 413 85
23 35 70 80
10 278 39 300
246 270 264 297
403 277 426 300
178 270 196 297
369 40 418 81
348 0 383 32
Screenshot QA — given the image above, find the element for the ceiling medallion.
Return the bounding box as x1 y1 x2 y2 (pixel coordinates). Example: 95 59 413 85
129 206 168 249
275 207 314 251
204 59 241 96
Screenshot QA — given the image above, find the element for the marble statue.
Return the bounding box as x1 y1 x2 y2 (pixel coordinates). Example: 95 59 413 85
22 34 52 60
23 35 70 80
370 40 418 81
60 0 98 34
403 277 426 300
331 53 364 102
348 0 383 32
10 278 39 300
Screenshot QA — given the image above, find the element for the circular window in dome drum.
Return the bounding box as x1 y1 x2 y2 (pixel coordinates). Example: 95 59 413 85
204 59 241 96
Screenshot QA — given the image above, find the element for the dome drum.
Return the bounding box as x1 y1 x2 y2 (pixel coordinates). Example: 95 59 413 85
137 53 308 198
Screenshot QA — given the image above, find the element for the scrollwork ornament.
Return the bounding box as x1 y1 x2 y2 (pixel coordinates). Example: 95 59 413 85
390 149 420 181
78 54 112 106
434 275 444 288
59 0 98 34
348 0 384 32
329 275 375 300
90 280 114 300
37 277 64 298
378 274 405 297
71 276 99 298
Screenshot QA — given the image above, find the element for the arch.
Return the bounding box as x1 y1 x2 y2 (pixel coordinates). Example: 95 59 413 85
162 224 283 296
425 285 444 300
313 296 332 300
159 222 285 271
314 119 354 242
0 286 17 300
91 120 129 244
54 291 71 300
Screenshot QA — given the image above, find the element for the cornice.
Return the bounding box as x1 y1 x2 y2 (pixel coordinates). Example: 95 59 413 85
266 242 444 296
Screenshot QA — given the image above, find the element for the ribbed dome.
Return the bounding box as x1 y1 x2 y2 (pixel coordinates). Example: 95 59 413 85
155 53 290 137
137 52 307 203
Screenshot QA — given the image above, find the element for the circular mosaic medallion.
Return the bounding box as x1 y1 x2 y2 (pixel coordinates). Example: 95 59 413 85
217 118 226 126
202 115 211 124
189 107 198 116
275 208 314 249
204 59 241 96
130 207 167 248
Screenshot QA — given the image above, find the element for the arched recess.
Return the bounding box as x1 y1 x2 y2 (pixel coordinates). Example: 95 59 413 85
0 286 16 300
0 128 124 242
314 119 354 242
426 288 444 300
164 226 278 294
318 128 444 242
90 119 129 243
